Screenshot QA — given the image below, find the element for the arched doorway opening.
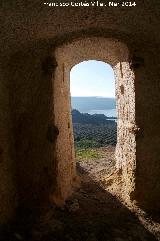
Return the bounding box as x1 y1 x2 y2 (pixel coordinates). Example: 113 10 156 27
70 60 117 184
52 37 136 206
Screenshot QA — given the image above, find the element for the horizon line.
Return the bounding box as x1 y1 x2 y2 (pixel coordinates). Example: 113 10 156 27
71 96 115 98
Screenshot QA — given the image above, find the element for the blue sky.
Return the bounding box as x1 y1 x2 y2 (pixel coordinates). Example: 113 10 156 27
70 60 115 97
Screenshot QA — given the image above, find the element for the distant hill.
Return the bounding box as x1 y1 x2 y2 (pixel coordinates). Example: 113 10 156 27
71 97 116 112
72 109 116 125
72 109 117 147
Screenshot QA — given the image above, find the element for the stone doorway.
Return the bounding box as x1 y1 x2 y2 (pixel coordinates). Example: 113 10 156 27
53 37 136 205
70 60 117 192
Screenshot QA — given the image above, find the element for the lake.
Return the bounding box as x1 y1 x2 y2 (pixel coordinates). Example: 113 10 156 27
81 109 117 117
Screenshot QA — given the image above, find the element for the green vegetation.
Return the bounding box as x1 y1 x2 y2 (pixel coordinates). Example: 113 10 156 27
76 139 101 148
76 148 101 160
73 123 117 148
72 109 117 152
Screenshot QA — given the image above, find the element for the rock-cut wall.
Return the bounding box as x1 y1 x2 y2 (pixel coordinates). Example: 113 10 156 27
0 0 160 224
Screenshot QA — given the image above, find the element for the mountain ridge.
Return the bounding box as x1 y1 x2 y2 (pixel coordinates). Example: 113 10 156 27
71 96 116 112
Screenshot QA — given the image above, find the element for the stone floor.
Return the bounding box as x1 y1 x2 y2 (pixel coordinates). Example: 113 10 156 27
1 147 160 241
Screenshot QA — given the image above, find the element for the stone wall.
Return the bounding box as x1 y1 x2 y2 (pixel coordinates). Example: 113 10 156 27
0 60 17 224
7 45 57 212
54 37 137 204
134 48 160 211
0 0 160 224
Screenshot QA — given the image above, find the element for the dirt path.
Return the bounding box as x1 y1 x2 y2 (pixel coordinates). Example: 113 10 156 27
2 147 160 241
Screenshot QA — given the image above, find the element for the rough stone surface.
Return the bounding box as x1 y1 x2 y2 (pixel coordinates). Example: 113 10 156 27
0 0 160 224
54 38 136 204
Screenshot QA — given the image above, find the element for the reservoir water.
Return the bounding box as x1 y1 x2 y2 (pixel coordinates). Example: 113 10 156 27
82 109 117 117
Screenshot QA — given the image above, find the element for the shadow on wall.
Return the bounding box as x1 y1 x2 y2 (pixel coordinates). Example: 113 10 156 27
133 56 160 213
8 47 58 211
0 164 157 241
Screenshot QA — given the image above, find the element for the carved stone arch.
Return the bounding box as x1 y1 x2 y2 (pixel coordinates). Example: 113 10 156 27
51 37 136 205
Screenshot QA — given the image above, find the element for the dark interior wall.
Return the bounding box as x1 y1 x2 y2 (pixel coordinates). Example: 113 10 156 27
0 60 17 224
134 46 160 211
0 0 160 223
8 44 57 210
